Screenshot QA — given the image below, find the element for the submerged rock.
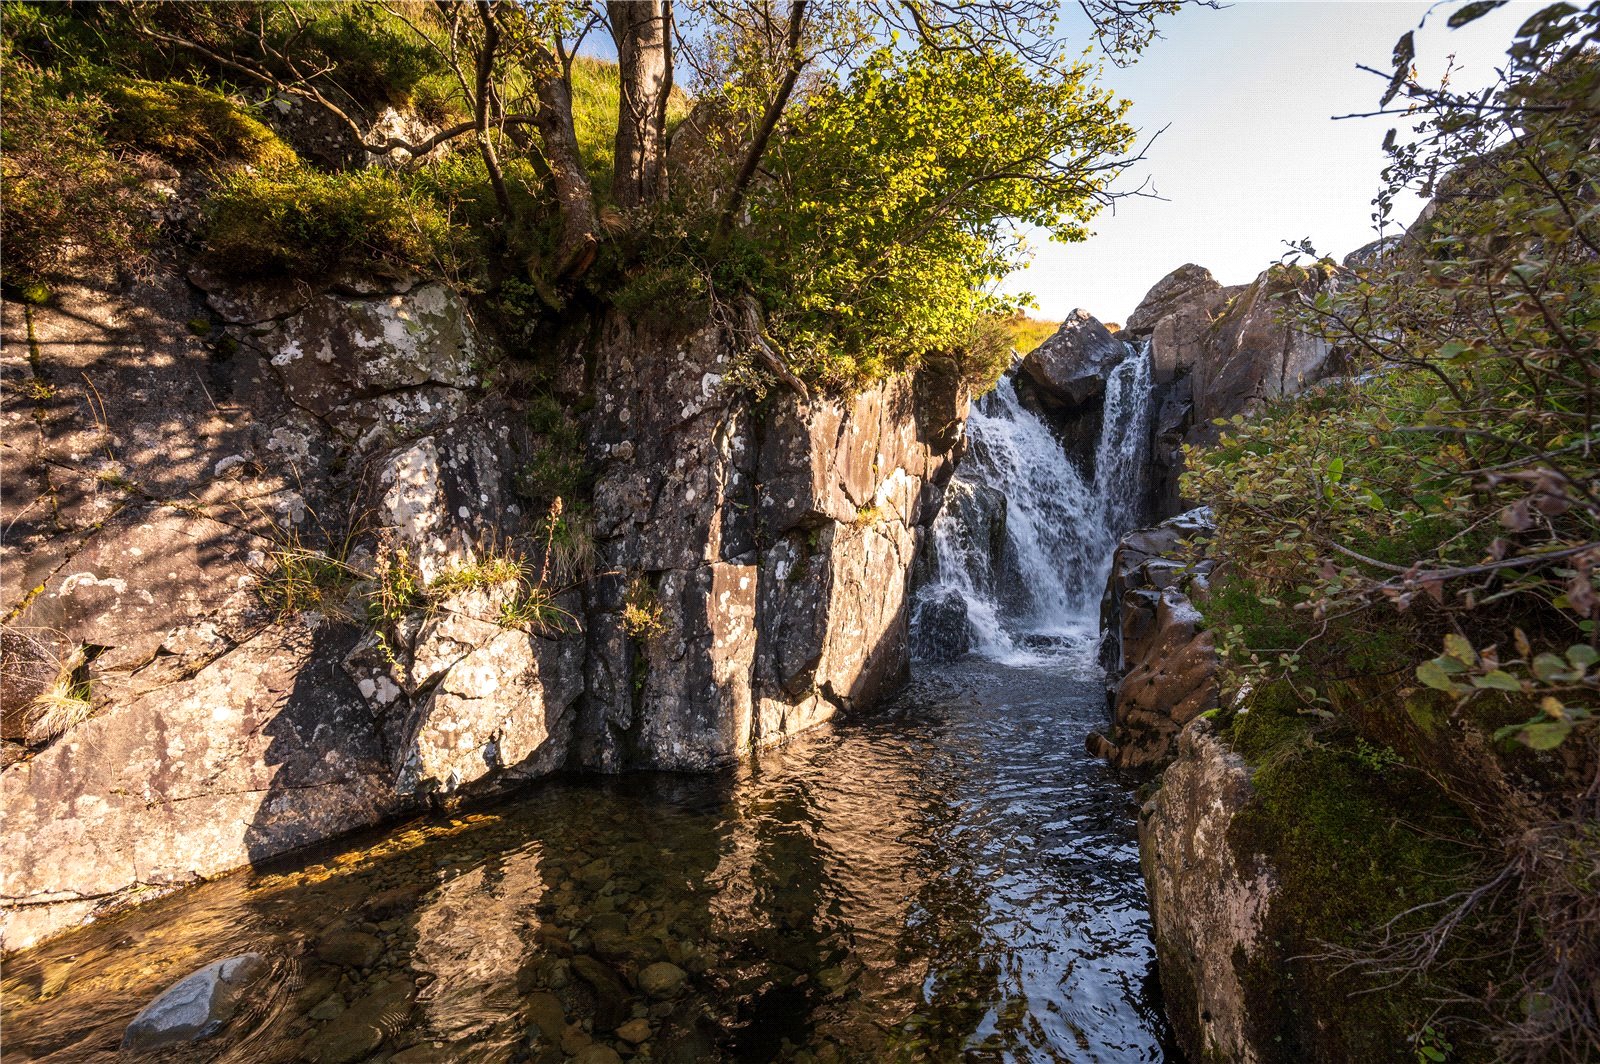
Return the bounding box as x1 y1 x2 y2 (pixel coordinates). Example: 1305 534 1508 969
910 591 970 664
316 928 382 969
121 952 267 1052
636 961 687 998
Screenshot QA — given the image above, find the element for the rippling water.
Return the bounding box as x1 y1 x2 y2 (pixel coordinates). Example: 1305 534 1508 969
4 649 1177 1063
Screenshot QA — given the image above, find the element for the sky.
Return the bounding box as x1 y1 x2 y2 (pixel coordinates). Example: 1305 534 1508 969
1004 0 1540 324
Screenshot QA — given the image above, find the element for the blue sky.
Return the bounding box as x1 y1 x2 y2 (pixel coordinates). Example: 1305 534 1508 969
1004 0 1540 323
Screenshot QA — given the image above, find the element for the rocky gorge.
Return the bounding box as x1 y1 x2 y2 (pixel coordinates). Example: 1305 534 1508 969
0 235 1388 1063
0 259 965 953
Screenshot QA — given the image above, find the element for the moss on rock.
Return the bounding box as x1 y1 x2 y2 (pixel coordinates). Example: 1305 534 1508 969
1221 695 1494 1062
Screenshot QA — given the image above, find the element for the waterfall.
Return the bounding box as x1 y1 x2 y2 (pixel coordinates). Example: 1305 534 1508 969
912 340 1155 664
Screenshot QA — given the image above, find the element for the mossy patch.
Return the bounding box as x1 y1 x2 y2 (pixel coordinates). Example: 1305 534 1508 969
100 78 295 168
200 163 446 279
1222 696 1493 1062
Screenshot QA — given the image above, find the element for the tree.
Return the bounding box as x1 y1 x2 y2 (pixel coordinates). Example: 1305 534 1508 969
103 0 1197 381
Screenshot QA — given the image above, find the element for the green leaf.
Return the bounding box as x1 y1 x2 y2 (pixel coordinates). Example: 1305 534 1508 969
1565 644 1598 669
1518 720 1572 750
1443 633 1476 665
1532 653 1571 682
1417 659 1464 692
1472 670 1522 692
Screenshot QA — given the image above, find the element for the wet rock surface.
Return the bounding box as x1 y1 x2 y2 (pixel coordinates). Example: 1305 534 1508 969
1092 507 1217 769
1139 721 1273 1064
121 952 269 1052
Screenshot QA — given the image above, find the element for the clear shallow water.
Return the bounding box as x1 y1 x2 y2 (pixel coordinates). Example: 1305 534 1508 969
2 649 1176 1064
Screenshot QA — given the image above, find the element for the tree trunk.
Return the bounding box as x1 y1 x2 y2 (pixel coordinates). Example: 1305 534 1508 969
608 0 670 210
532 71 599 280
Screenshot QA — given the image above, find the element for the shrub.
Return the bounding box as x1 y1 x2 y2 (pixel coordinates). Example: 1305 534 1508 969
201 163 447 279
291 2 438 109
0 49 149 285
621 576 665 638
514 395 590 512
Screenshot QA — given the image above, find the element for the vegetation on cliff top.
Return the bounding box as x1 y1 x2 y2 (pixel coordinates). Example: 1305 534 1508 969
1186 4 1599 1060
0 0 1185 396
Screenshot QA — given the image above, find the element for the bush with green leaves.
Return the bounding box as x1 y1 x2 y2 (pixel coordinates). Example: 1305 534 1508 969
1186 5 1598 1058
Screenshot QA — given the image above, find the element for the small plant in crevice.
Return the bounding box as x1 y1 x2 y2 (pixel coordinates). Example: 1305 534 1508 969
257 529 363 621
368 532 425 631
6 637 95 745
1414 1024 1453 1064
621 575 665 639
516 395 591 515
854 503 884 528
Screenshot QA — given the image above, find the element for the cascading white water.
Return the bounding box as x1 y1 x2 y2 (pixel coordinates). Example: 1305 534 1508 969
912 340 1155 664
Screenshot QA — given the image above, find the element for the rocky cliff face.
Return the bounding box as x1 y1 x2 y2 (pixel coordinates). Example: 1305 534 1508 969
0 268 963 950
1121 261 1341 515
579 314 961 770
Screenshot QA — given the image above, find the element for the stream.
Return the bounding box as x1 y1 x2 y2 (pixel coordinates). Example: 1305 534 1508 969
3 343 1174 1063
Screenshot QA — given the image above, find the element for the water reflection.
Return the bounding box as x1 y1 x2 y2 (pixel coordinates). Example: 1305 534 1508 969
3 657 1178 1063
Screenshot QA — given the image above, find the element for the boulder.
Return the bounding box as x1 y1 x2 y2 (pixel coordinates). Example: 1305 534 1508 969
316 929 382 969
121 953 268 1052
1192 267 1338 434
909 590 970 664
345 584 585 797
1019 309 1128 408
1139 722 1274 1063
1124 265 1232 386
1125 264 1223 336
1095 509 1218 769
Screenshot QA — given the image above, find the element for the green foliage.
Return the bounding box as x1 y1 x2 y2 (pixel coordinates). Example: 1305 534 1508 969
919 314 1021 396
201 163 448 279
258 543 360 620
287 2 438 108
99 78 295 168
621 576 666 638
0 46 149 285
1188 4 1598 756
740 45 1134 392
1002 314 1061 356
425 550 576 634
369 535 425 630
515 395 590 512
1228 732 1487 1063
1188 9 1599 1059
569 56 623 188
611 262 712 331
